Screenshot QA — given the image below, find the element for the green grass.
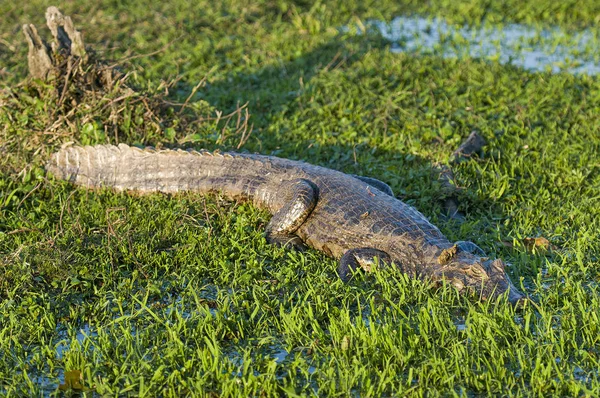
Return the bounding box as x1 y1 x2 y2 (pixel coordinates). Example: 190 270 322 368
2 0 600 396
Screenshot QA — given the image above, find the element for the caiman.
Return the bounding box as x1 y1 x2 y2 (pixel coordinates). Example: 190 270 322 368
46 144 525 305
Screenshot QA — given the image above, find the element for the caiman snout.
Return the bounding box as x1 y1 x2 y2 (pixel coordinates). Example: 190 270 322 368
482 258 525 306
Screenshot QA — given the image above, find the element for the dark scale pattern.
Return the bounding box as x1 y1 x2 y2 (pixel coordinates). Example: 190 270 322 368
46 144 525 304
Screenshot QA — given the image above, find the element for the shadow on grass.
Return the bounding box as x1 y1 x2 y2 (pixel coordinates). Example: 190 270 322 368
183 35 387 128
171 33 513 250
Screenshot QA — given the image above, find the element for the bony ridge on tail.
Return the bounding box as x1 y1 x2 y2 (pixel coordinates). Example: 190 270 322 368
47 143 526 305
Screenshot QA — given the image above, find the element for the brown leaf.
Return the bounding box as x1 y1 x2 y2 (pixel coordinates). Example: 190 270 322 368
58 370 85 391
523 237 551 252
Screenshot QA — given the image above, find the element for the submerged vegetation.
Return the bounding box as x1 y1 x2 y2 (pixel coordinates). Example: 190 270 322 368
1 0 599 396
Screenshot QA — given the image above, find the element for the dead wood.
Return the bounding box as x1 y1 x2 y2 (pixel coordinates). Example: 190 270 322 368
23 5 119 92
451 131 486 163
435 131 487 221
23 24 53 79
45 6 86 58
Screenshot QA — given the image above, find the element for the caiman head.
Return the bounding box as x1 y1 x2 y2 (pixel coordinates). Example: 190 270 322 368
430 246 525 306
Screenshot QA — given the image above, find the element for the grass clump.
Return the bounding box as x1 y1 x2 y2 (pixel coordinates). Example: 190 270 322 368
1 1 600 396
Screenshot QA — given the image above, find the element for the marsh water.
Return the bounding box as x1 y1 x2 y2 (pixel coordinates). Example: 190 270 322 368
370 16 600 75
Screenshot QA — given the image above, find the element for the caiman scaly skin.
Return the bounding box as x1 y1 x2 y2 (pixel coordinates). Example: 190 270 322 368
47 144 525 304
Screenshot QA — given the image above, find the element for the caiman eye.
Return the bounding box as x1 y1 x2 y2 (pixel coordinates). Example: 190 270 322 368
450 278 465 290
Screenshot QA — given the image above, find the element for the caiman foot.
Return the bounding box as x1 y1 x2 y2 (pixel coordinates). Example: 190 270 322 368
266 233 308 251
338 248 391 282
264 178 317 252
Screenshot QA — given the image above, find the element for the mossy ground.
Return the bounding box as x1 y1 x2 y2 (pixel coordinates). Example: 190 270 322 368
1 1 600 396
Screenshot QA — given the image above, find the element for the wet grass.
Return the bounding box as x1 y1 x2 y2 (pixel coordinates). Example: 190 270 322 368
1 0 600 396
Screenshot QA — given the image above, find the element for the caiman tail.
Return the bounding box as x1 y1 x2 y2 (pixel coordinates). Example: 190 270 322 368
46 143 289 211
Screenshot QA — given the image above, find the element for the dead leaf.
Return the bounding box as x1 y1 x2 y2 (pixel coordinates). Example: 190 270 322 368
523 237 551 252
59 370 85 391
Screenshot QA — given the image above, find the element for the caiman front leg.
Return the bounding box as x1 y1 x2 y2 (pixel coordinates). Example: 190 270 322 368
265 179 317 250
338 248 392 282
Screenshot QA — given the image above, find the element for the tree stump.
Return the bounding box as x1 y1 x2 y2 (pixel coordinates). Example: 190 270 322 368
22 6 87 80
23 23 53 79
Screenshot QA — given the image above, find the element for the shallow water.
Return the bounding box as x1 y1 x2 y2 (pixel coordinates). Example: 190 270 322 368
370 16 600 75
55 323 96 359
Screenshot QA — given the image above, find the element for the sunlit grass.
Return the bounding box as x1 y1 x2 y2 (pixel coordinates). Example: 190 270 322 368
1 0 600 396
